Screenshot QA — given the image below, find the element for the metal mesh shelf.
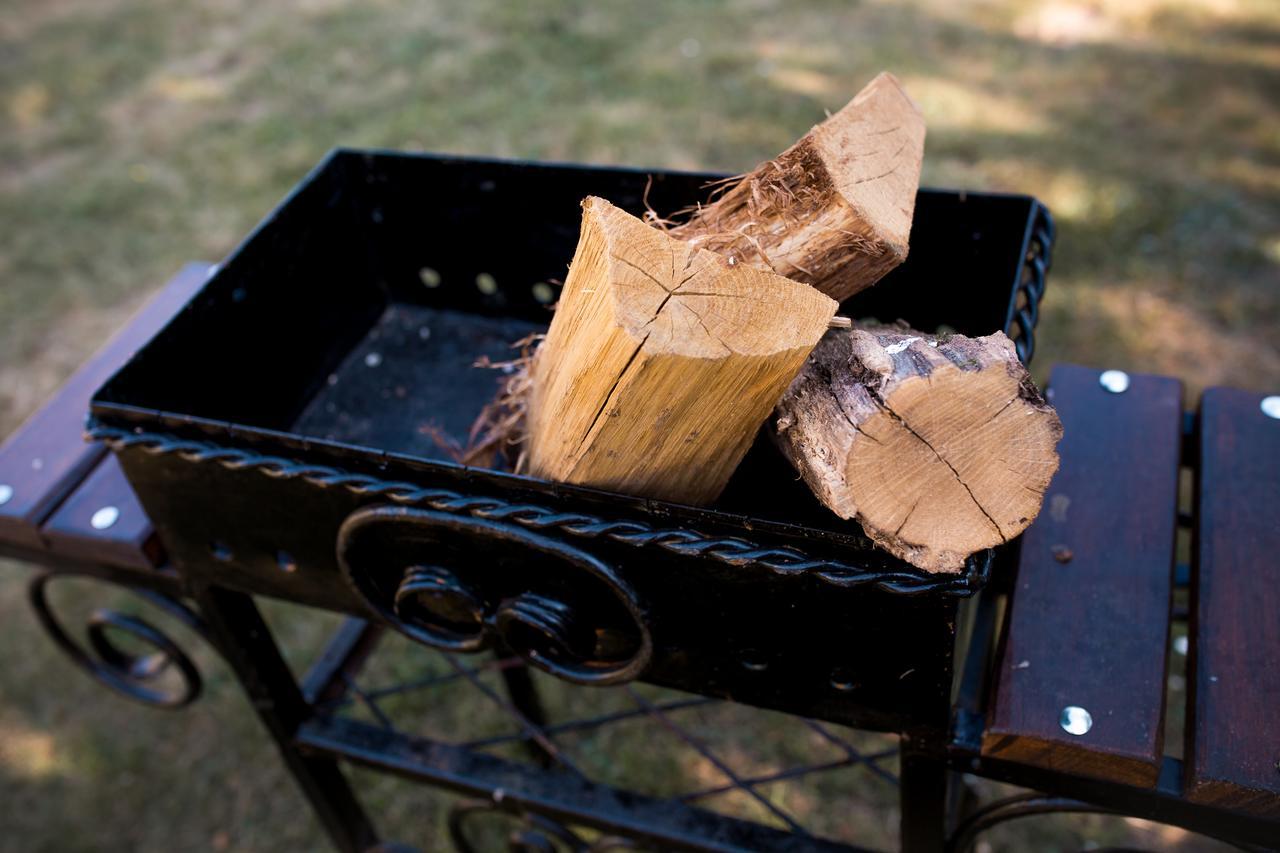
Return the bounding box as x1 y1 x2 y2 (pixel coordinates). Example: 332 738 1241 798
300 619 901 850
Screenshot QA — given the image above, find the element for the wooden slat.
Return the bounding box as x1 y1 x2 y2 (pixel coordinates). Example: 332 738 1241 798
983 364 1182 787
40 454 163 571
1187 387 1280 816
0 262 210 551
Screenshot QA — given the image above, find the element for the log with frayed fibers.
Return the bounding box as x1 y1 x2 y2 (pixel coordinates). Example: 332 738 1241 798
671 71 925 302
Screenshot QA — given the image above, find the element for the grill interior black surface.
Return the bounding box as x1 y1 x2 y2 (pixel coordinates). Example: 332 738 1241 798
94 150 1045 538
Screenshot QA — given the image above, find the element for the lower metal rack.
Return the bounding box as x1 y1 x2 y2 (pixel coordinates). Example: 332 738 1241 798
297 619 902 852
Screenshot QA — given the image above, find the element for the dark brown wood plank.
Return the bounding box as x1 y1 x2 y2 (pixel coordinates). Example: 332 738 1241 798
1187 387 1280 816
0 262 211 550
40 453 163 571
983 363 1182 787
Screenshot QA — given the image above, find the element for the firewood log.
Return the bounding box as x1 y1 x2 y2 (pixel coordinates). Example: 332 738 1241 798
671 71 925 302
526 196 838 504
772 328 1063 573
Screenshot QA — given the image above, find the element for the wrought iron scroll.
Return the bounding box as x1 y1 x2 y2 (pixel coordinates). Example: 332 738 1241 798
28 571 208 708
88 424 991 597
448 801 589 852
946 790 1268 853
447 800 652 853
337 506 654 685
946 792 1115 853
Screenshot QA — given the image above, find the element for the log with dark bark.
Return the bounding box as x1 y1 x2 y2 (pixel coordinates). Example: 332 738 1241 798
772 327 1063 573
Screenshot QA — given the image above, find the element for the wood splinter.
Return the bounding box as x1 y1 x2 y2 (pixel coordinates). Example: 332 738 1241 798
773 328 1063 573
672 71 925 302
526 196 838 505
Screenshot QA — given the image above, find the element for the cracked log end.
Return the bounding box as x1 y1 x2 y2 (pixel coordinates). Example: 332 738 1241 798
670 72 925 303
527 196 838 505
773 328 1063 573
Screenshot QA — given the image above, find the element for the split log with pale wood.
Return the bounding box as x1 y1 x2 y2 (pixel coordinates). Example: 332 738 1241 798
772 328 1063 573
525 197 837 504
502 71 1062 574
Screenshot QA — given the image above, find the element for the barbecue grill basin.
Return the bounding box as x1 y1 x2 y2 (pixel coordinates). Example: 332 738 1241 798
91 150 1053 732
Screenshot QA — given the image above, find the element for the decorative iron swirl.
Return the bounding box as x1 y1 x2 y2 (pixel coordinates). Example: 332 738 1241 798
447 801 648 853
88 424 990 597
947 791 1264 853
340 506 655 685
946 792 1123 853
448 801 587 852
28 572 206 708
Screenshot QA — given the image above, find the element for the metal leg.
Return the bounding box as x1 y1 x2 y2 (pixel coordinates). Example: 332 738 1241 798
192 585 379 853
900 742 948 853
493 644 554 767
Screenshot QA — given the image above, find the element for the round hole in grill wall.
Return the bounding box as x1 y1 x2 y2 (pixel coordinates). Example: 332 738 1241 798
211 541 234 562
532 282 555 304
276 550 298 573
829 668 859 693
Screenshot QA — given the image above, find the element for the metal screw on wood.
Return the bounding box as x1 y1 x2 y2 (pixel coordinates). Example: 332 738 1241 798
1059 705 1093 736
90 506 120 530
1261 396 1280 420
1099 370 1130 394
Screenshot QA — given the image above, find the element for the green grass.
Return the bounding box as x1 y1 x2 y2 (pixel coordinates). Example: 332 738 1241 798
2 0 1277 849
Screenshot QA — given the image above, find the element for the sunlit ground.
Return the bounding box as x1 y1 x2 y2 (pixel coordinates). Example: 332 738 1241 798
1 0 1276 849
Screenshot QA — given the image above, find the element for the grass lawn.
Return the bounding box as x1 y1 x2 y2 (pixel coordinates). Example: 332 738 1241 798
1 0 1276 850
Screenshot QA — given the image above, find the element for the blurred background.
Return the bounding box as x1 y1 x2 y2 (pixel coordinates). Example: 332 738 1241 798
1 0 1276 850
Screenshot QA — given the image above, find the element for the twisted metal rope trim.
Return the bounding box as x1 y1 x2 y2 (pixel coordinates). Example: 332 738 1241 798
1012 205 1055 366
88 424 987 597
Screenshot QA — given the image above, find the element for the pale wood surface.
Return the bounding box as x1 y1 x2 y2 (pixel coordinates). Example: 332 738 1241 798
527 196 837 505
773 328 1062 572
671 72 925 303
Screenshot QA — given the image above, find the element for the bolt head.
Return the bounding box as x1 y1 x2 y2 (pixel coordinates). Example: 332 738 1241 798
1060 705 1093 735
1261 396 1280 420
1099 370 1130 394
0 484 12 506
90 506 120 530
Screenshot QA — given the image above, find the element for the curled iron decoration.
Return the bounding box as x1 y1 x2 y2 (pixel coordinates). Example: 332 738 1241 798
28 572 207 709
448 801 648 853
950 790 1263 853
338 507 653 686
88 424 990 597
946 792 1115 853
449 801 586 853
